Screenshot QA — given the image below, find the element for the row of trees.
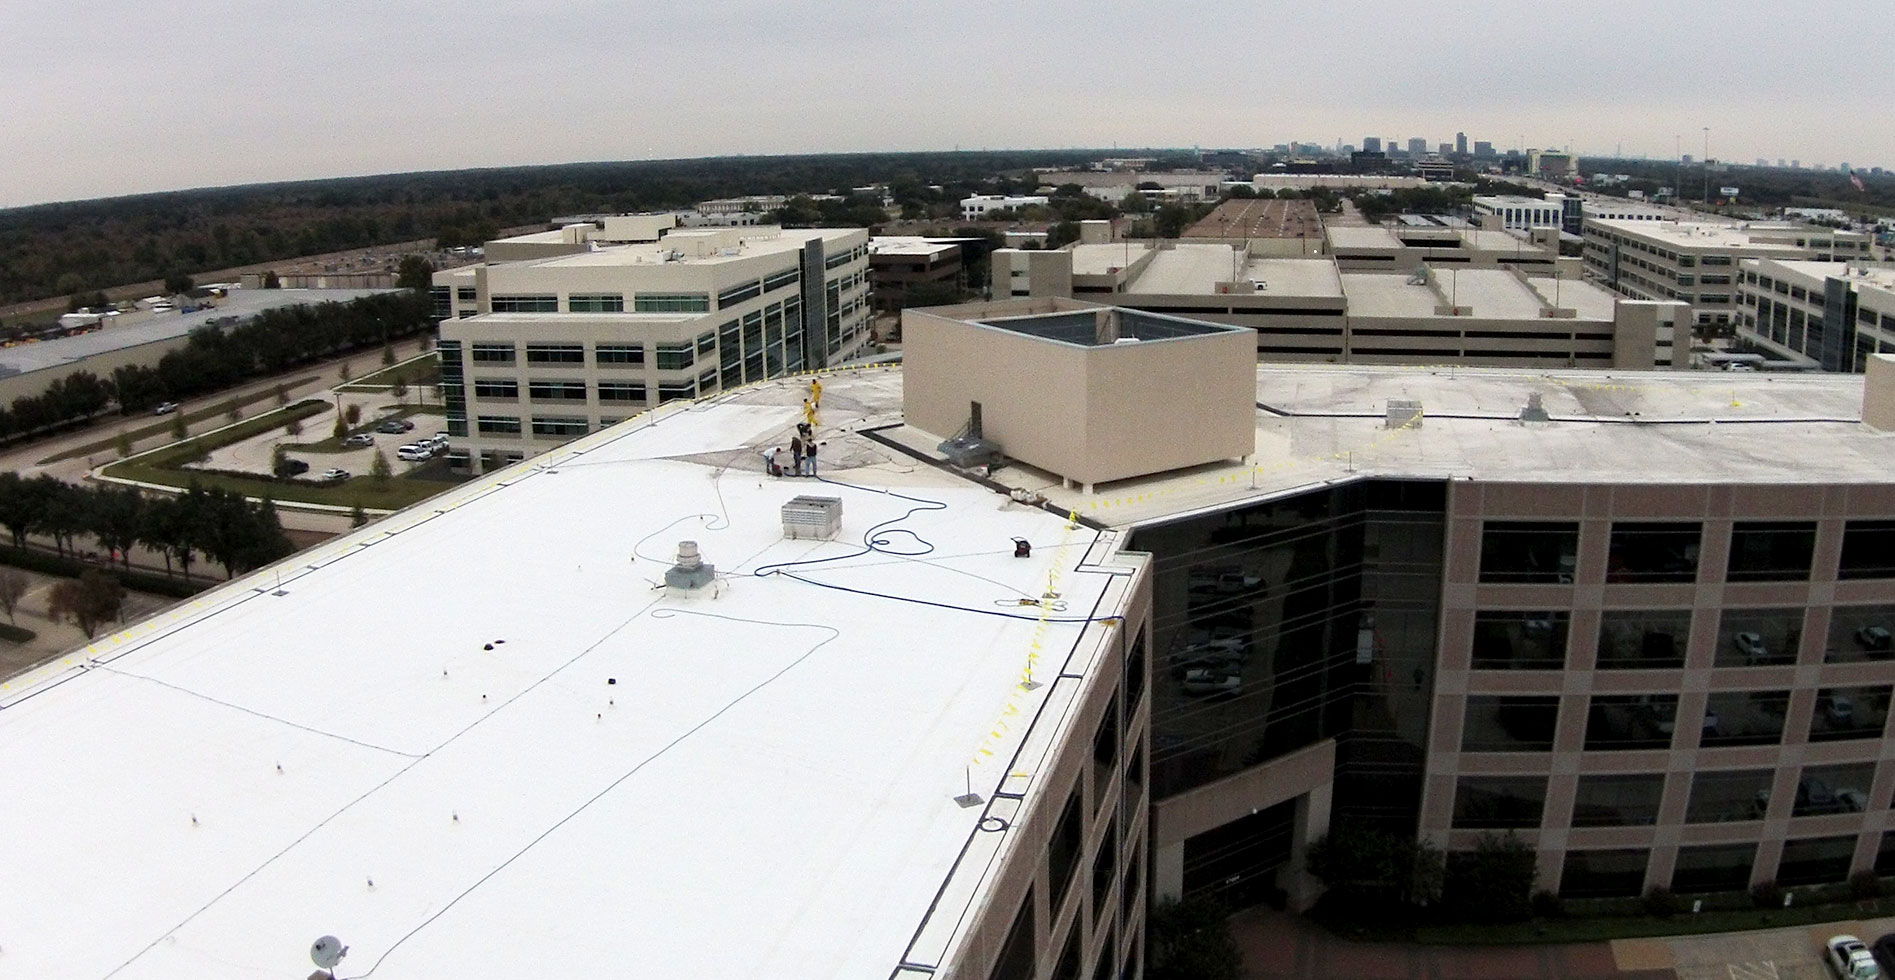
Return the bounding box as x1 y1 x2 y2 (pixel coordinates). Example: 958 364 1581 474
1 150 1115 306
0 291 432 443
0 473 294 583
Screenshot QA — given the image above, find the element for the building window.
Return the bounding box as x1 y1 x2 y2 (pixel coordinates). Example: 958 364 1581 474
595 344 644 365
1479 521 1578 583
472 379 519 399
1794 761 1875 817
1596 610 1689 669
1701 690 1789 746
1671 843 1756 894
1572 774 1664 827
597 381 646 402
471 343 517 364
655 343 696 371
490 294 558 313
1452 776 1547 829
657 380 696 403
1091 814 1118 927
1714 608 1803 667
1778 835 1856 887
567 293 624 313
1809 685 1890 742
1825 603 1895 663
1462 696 1558 752
697 367 718 395
1584 694 1679 750
446 414 468 437
1727 521 1816 582
633 292 711 313
1686 768 1773 823
1048 786 1084 915
456 286 477 302
1560 848 1649 899
717 280 762 308
476 415 522 435
1606 523 1701 583
530 416 588 437
763 268 800 293
1471 611 1568 669
528 380 588 401
988 887 1035 980
1050 925 1081 980
430 286 451 320
525 344 585 364
1839 521 1895 580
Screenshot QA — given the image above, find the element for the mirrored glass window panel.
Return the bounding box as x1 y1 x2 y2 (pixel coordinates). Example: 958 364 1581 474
1671 843 1757 893
1839 521 1895 580
1596 610 1690 669
1726 522 1816 583
1452 776 1548 829
1700 690 1789 747
1808 686 1890 743
1606 523 1701 583
1480 522 1579 584
1471 611 1569 670
1585 694 1679 750
1461 696 1559 752
1571 774 1665 827
1686 768 1773 823
1793 761 1877 817
1560 848 1650 898
1777 835 1856 887
1714 608 1804 667
1826 604 1895 663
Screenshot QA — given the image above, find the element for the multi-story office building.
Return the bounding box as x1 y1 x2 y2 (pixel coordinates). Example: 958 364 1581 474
1474 194 1568 232
1363 136 1383 154
961 194 1051 220
903 297 1895 909
434 224 870 473
1581 219 1870 333
867 236 968 313
1737 259 1895 371
1407 137 1430 157
1474 140 1495 159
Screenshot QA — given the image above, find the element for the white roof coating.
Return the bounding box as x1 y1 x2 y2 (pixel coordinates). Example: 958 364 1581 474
0 375 1129 980
1325 225 1403 250
0 289 392 377
1590 219 1808 252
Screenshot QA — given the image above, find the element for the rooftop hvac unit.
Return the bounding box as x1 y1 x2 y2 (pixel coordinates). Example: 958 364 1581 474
664 541 716 595
781 496 843 540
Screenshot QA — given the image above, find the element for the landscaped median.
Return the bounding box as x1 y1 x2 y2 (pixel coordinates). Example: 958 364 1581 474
98 400 457 512
39 375 322 465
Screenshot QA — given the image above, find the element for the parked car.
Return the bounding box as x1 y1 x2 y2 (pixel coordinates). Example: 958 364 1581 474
1856 625 1892 652
376 418 415 434
1821 693 1856 728
153 401 180 415
1181 669 1241 697
320 468 350 481
342 433 374 448
396 445 435 462
427 433 450 448
273 458 309 478
1733 631 1770 665
1825 934 1882 980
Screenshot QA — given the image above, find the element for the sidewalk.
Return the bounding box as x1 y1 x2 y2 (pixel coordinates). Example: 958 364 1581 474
1231 908 1678 980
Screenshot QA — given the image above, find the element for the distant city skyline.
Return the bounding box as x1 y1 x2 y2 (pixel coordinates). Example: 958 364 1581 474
3 0 1892 208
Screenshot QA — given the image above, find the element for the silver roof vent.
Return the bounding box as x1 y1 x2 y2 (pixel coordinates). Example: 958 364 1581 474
664 541 716 595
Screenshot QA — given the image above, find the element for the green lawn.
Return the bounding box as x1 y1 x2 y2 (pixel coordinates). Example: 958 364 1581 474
40 375 321 464
336 353 440 393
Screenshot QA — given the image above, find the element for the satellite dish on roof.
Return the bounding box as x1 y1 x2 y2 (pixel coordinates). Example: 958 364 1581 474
311 935 348 970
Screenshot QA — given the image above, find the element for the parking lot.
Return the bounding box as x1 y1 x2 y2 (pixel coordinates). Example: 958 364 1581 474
1641 917 1895 980
184 388 449 483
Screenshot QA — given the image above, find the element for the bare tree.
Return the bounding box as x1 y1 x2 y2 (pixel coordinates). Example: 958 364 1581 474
48 570 123 640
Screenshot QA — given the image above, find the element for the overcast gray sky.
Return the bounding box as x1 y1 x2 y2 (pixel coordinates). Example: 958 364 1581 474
4 0 1890 208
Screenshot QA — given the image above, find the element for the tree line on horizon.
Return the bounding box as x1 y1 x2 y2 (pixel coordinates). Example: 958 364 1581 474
0 150 1124 309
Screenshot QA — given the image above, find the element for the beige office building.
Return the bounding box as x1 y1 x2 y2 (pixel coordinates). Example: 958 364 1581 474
1584 219 1874 334
1736 259 1895 372
434 224 869 472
